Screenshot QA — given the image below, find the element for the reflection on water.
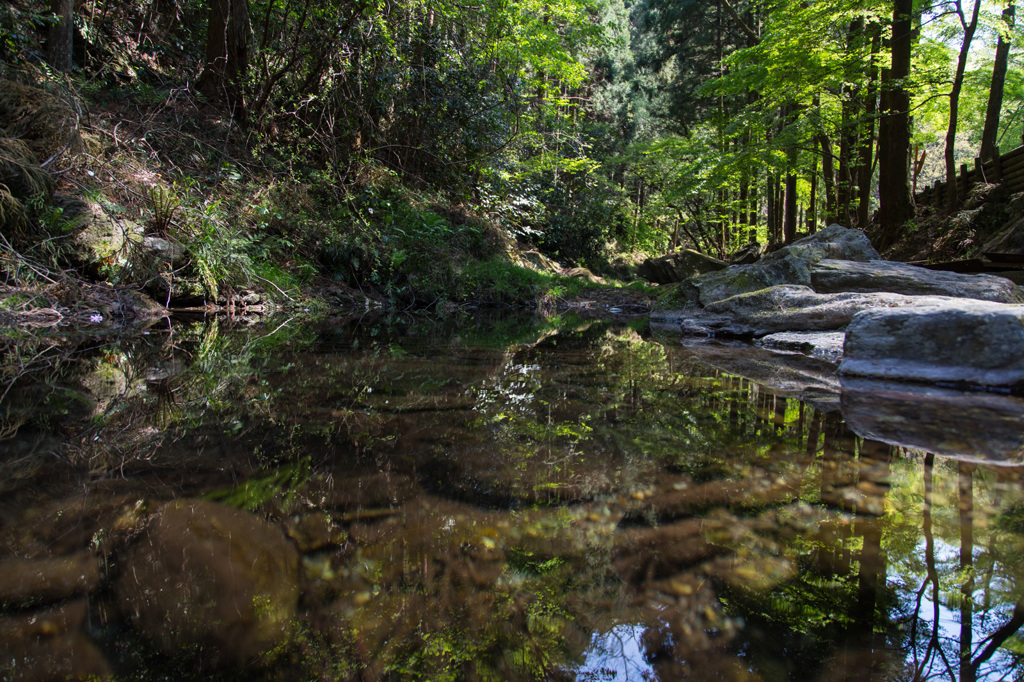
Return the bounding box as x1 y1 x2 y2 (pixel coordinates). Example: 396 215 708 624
1 313 1024 680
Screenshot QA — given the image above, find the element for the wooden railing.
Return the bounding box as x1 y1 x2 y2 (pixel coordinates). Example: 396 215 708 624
915 144 1024 207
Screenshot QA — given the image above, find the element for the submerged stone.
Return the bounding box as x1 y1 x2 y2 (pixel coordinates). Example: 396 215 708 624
839 300 1024 390
0 600 110 681
117 499 300 667
0 552 100 608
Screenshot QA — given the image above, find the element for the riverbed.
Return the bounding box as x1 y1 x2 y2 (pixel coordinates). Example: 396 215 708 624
2 312 1022 680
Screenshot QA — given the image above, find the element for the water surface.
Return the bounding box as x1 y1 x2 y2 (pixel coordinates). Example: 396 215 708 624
2 313 1023 681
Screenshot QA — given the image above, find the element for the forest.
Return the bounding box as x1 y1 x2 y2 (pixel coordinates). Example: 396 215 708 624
0 0 1022 311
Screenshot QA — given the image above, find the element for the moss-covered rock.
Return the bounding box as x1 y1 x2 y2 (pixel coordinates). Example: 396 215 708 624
688 252 812 306
52 195 137 272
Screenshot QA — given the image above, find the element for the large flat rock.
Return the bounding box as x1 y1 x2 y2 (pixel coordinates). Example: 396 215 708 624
839 300 1024 390
653 285 959 337
811 259 1024 303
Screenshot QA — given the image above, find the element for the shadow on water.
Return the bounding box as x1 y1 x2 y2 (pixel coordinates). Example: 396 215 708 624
1 311 1023 680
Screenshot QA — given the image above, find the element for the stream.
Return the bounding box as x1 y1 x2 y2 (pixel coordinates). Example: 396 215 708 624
2 312 1023 681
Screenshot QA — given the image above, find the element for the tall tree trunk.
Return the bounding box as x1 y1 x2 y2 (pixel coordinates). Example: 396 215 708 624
856 23 882 228
945 0 983 211
198 0 251 124
784 168 797 243
981 1 1015 161
48 0 74 72
808 146 819 234
876 0 916 250
817 131 838 224
838 18 864 227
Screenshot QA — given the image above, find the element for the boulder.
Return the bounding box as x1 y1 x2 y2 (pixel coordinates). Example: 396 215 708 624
686 285 957 336
518 250 561 274
688 253 812 306
838 300 1024 390
760 223 880 265
117 499 300 667
54 195 139 274
811 259 1024 303
566 267 604 284
142 235 187 263
729 241 763 265
638 249 727 284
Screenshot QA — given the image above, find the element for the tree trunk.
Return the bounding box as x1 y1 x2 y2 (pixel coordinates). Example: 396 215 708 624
197 0 251 124
944 0 983 211
838 18 864 227
784 168 797 244
980 1 1015 161
808 149 818 234
876 0 916 250
48 0 74 72
817 132 838 224
856 22 881 228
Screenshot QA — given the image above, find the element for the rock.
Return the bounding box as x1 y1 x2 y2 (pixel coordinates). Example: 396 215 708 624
638 249 728 284
689 253 812 306
117 499 300 667
518 250 561 274
695 285 956 336
0 600 111 682
838 300 1024 389
142 235 187 263
756 331 846 361
54 195 138 274
760 224 880 265
284 512 347 553
729 241 763 265
566 267 604 284
811 259 1024 303
0 552 101 608
841 378 1024 463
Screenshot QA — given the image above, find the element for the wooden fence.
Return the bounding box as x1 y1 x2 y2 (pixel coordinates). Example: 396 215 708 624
915 143 1024 207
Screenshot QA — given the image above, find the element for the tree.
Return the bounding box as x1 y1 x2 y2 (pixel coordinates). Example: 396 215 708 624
980 0 1016 161
877 0 916 249
197 0 251 123
47 0 74 72
944 0 983 211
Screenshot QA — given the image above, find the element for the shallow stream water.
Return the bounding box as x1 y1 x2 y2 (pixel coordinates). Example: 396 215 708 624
2 312 1023 681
